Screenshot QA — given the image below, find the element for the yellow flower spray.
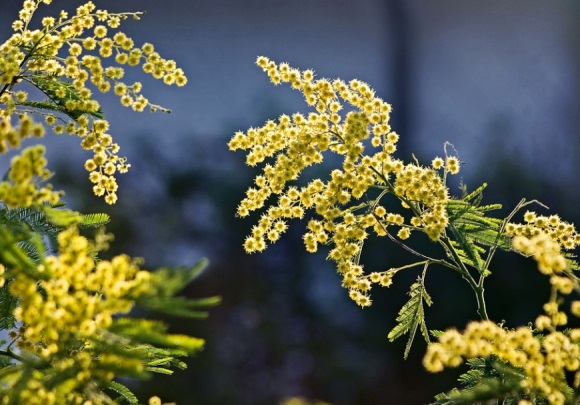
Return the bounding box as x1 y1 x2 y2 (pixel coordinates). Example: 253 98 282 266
232 57 580 404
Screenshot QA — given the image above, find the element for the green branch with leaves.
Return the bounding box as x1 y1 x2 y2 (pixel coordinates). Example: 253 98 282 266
230 56 580 404
0 1 218 404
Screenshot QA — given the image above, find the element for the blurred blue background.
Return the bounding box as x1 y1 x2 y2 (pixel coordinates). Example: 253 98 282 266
2 1 580 403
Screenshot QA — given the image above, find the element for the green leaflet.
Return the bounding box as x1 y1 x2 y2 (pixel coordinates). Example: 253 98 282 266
79 212 111 227
42 206 110 229
88 332 188 377
135 259 221 319
144 366 174 375
146 259 209 297
105 381 139 405
0 224 38 277
446 183 509 276
27 75 104 120
0 282 17 330
0 204 109 256
387 279 432 359
429 330 445 338
108 318 205 353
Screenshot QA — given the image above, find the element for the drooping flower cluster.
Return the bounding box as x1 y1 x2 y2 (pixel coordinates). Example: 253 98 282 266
0 0 187 204
230 56 460 307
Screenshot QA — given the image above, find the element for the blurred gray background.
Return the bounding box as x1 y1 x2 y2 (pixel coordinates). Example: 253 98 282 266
1 1 579 404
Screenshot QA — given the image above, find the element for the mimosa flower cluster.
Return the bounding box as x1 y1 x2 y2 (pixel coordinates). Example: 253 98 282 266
5 227 151 403
507 210 580 270
231 56 580 403
424 232 580 405
0 145 61 208
0 2 208 404
0 0 187 204
423 321 580 405
1 220 208 404
230 56 460 307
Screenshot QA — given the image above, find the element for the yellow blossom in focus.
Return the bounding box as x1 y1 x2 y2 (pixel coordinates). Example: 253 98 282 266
424 320 579 405
230 57 458 307
425 219 580 405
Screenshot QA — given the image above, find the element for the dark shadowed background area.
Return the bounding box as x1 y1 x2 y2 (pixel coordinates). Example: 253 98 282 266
1 1 580 403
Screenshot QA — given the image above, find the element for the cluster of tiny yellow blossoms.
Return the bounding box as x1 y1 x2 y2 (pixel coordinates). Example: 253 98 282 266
512 231 578 330
0 145 61 208
423 320 580 405
512 232 569 276
0 109 45 153
0 0 187 204
229 56 459 307
5 227 151 403
424 223 580 405
507 211 580 255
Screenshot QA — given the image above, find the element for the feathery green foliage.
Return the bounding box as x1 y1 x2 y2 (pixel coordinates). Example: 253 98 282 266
1 203 108 242
136 259 221 318
28 75 104 120
388 275 432 359
0 1 214 403
0 282 17 330
0 219 218 402
446 183 507 275
104 381 140 405
231 56 580 404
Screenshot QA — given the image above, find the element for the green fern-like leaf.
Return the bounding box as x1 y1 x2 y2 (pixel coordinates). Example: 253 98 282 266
104 380 139 405
108 318 205 353
16 240 45 265
92 319 203 378
448 223 484 271
147 259 209 297
3 205 59 255
1 204 109 251
42 206 110 229
0 225 38 276
429 330 445 338
28 75 104 120
135 259 221 318
388 279 432 359
79 212 110 228
432 390 461 405
144 366 174 375
446 184 510 276
457 368 485 386
460 182 487 205
140 296 221 319
0 282 17 330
